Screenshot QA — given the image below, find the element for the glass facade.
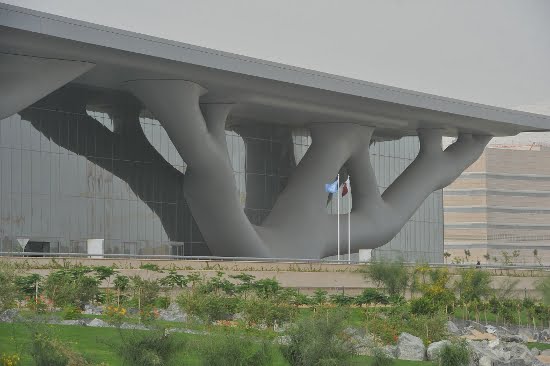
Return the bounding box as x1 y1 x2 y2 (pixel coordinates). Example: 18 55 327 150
0 85 443 261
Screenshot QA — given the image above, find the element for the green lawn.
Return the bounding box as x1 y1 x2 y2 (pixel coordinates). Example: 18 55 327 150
0 322 432 366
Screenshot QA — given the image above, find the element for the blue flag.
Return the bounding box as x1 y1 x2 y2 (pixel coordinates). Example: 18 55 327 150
325 179 339 194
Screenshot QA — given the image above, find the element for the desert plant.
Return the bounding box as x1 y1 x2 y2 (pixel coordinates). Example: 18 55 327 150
361 259 409 297
435 340 470 366
113 329 183 366
198 331 273 366
282 311 356 366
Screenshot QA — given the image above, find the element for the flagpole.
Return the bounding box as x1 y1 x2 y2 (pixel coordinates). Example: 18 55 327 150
337 173 340 261
348 176 351 264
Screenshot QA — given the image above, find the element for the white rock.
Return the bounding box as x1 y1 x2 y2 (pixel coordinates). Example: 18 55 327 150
426 340 451 361
447 321 460 334
395 332 426 361
88 318 110 327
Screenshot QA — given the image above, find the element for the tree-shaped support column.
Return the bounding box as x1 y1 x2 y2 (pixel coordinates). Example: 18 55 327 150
126 79 490 259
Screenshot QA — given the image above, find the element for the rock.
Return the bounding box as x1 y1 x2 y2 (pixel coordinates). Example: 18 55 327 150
536 329 550 343
541 349 550 356
485 325 497 334
382 345 396 359
395 332 426 361
343 327 375 355
426 340 451 361
59 319 87 326
500 334 528 343
0 309 20 323
82 304 103 315
158 303 187 322
478 355 493 366
232 312 245 321
447 321 460 334
517 328 535 341
468 321 486 333
531 347 540 356
88 318 110 327
165 328 207 335
120 322 148 330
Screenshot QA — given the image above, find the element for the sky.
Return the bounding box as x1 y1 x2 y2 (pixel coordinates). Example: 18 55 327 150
6 0 550 139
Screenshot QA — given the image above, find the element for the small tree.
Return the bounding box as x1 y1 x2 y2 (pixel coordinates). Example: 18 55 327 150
361 258 409 298
443 251 451 264
113 274 130 306
464 249 471 263
483 253 490 262
0 261 18 313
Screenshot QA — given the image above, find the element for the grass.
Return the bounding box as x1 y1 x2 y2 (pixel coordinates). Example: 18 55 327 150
0 322 432 366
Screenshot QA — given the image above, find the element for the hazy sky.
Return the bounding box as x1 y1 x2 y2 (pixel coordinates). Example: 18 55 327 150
6 0 550 117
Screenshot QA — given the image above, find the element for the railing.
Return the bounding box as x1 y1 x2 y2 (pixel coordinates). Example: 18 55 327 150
2 251 550 271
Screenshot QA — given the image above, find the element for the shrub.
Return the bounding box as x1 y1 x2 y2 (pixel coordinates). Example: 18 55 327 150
410 295 440 316
369 348 394 366
365 306 448 345
455 268 492 302
15 273 42 300
62 305 82 320
1 353 21 366
0 261 18 313
435 340 470 366
105 305 127 326
354 289 389 306
30 331 93 366
198 332 273 366
329 293 355 306
240 297 294 327
361 259 409 298
282 311 356 366
113 329 183 366
129 276 160 308
42 268 99 308
177 291 239 322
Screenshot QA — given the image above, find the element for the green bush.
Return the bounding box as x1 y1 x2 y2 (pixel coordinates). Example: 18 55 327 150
113 329 183 366
455 268 492 302
15 273 42 299
240 297 294 327
42 268 99 308
361 258 409 297
435 340 470 366
369 348 394 366
354 289 389 306
0 261 18 313
177 291 239 322
62 305 82 320
410 295 440 316
30 331 94 366
329 293 355 306
198 332 273 366
365 306 448 345
282 311 356 366
128 276 160 308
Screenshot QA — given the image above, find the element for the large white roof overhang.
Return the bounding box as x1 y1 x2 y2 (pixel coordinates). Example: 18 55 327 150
1 2 549 140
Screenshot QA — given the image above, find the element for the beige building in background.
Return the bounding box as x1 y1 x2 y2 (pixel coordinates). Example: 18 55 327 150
444 143 550 265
